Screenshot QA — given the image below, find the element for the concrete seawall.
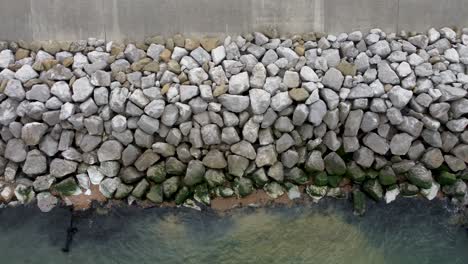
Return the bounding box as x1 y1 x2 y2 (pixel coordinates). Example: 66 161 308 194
0 0 468 41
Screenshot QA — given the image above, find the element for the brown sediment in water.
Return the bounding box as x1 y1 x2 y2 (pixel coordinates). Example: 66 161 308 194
211 190 295 211
64 183 448 213
66 184 107 211
65 185 345 212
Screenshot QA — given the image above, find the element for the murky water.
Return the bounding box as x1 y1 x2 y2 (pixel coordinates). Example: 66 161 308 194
0 198 467 264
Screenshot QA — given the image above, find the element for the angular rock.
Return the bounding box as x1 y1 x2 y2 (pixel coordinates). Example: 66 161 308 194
408 164 433 189
249 89 271 114
22 150 47 175
255 144 278 167
231 140 256 160
202 149 227 169
390 133 414 155
388 86 413 108
322 68 344 91
218 94 249 113
97 140 123 162
50 158 77 178
323 152 347 176
72 77 94 102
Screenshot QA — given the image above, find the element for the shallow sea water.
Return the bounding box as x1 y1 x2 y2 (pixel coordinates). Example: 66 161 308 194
0 198 467 264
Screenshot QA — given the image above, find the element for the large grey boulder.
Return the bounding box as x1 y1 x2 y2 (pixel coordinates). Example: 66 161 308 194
183 160 205 186
308 100 327 126
363 132 389 155
369 40 391 57
26 84 51 102
231 140 256 160
22 150 47 175
270 92 293 112
201 124 221 145
322 68 344 91
50 158 78 178
344 110 363 136
72 77 94 102
390 133 414 155
249 89 271 114
228 72 250 94
218 94 250 113
378 61 399 84
227 155 249 177
323 152 346 176
388 86 413 108
4 79 25 100
4 138 27 162
256 144 278 167
202 149 227 169
98 140 123 162
37 192 58 213
305 150 324 172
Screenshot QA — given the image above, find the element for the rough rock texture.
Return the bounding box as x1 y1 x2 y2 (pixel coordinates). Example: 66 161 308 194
1 28 468 211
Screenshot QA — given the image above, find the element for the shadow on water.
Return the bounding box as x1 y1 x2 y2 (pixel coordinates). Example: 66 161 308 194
0 198 467 264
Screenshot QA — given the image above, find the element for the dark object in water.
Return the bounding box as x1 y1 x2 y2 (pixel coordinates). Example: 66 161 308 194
62 208 78 253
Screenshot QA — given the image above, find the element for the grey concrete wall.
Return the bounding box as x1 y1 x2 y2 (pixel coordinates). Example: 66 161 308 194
0 0 467 41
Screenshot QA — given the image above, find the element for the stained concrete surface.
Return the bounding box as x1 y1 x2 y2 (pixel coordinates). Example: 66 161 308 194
0 0 467 41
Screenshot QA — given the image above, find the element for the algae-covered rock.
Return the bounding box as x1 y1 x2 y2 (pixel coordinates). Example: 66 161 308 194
421 182 440 200
166 157 187 175
284 182 301 200
194 184 210 205
251 168 269 187
442 180 467 197
120 166 144 184
353 189 366 216
14 184 35 204
399 182 419 196
131 179 150 198
53 178 81 196
235 177 254 197
366 169 379 179
175 186 191 205
285 167 308 185
347 161 366 182
264 182 284 199
437 171 457 186
314 171 328 186
327 187 346 199
183 160 206 186
204 169 226 188
146 184 163 203
363 179 383 201
306 185 328 202
162 176 180 198
147 163 166 183
324 152 347 176
219 186 234 197
114 183 133 199
99 177 120 198
407 164 433 189
327 175 342 188
461 170 468 181
378 166 397 186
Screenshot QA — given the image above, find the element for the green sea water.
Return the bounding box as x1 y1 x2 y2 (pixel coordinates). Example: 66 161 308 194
0 198 467 264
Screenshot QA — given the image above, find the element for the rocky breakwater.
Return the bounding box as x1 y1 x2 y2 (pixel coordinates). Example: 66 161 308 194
0 28 467 214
